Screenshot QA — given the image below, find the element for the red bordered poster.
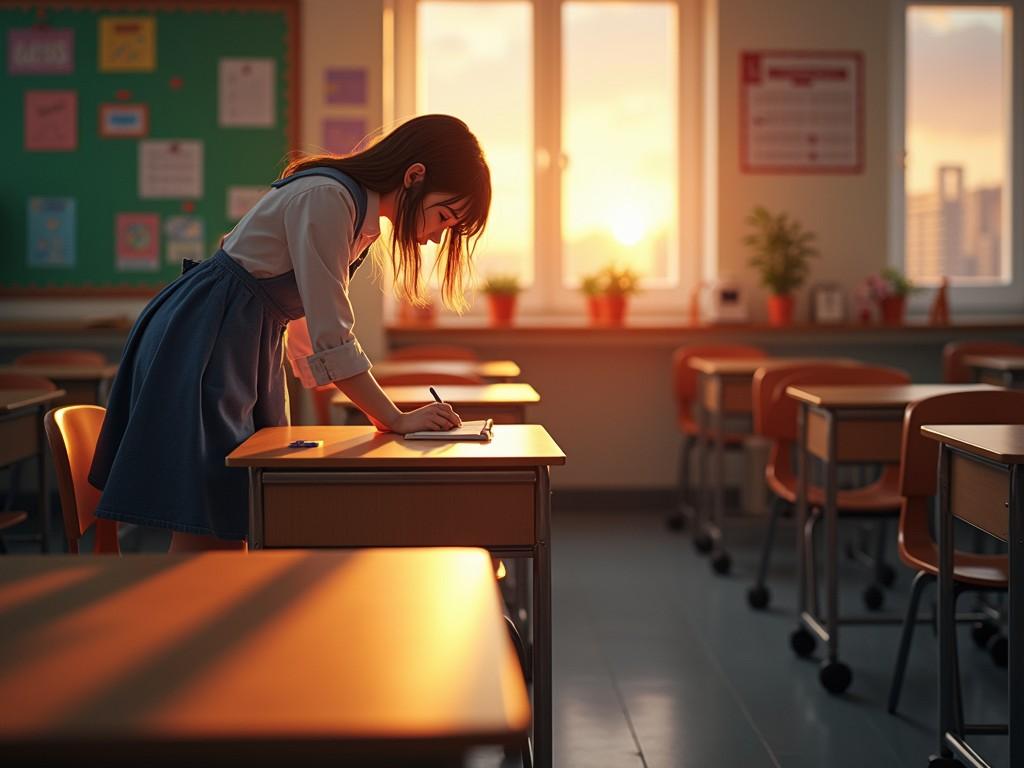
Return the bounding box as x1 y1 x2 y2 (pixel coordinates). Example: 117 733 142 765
740 50 864 174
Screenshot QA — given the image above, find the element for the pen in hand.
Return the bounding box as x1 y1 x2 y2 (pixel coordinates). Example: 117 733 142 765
429 386 443 403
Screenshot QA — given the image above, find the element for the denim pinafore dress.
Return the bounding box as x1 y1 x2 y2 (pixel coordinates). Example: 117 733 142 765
89 168 369 540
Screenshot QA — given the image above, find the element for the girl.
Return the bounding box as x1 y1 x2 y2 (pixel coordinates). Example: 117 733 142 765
89 114 492 551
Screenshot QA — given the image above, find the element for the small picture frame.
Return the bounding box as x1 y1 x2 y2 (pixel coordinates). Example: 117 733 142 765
810 283 847 324
99 103 149 138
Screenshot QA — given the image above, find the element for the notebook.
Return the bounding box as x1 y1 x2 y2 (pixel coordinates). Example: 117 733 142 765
404 418 494 441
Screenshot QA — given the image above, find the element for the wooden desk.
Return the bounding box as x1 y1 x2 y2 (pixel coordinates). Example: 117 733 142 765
373 359 521 382
0 363 118 406
922 424 1022 768
0 549 530 767
332 383 541 426
686 356 853 575
1 388 66 552
785 383 998 694
226 424 565 768
964 354 1024 388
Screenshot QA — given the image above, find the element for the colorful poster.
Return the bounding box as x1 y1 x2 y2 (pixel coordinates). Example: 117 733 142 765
8 28 74 75
164 215 205 264
27 197 76 268
323 118 367 155
227 186 266 220
99 17 156 72
324 68 367 106
24 90 77 151
219 58 275 127
99 103 148 138
116 213 160 271
139 140 203 199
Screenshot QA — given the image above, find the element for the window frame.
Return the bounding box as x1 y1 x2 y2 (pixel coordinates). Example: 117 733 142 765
387 0 704 318
890 0 1024 313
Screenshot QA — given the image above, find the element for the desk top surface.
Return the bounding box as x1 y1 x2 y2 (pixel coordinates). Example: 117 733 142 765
0 388 66 411
226 424 566 468
0 363 119 381
922 423 1024 463
332 383 540 408
688 356 853 376
0 549 530 753
963 354 1024 371
786 383 999 408
372 359 520 380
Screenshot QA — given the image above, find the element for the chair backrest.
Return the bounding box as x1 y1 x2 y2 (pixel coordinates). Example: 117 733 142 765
43 406 119 554
0 372 57 390
752 362 865 437
386 345 479 362
15 348 107 367
375 372 484 386
942 340 1024 383
670 344 765 417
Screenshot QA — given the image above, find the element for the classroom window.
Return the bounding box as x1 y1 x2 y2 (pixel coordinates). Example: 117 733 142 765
904 5 1013 287
398 0 693 315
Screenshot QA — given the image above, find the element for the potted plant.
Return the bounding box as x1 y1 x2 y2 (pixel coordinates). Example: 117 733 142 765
581 272 607 325
743 206 818 326
862 267 914 325
480 274 521 327
601 264 640 326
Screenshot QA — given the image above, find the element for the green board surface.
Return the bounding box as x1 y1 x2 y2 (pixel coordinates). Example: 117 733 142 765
0 1 297 294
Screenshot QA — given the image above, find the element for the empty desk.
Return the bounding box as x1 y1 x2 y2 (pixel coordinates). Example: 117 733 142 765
0 363 117 406
373 359 521 382
332 382 540 425
963 354 1024 388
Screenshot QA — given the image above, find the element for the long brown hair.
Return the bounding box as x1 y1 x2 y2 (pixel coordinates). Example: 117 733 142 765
280 114 491 310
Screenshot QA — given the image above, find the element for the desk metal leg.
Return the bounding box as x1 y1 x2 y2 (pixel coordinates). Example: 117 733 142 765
709 402 731 575
1009 465 1023 768
533 467 552 768
791 404 818 659
692 383 713 556
936 444 957 762
819 410 851 693
37 408 51 553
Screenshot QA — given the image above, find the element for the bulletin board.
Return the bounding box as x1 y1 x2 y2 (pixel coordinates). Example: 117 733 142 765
0 0 299 295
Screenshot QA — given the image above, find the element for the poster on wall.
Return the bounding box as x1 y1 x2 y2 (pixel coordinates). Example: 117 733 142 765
139 140 203 199
99 17 156 72
24 90 77 151
323 118 367 155
324 67 367 106
740 50 863 174
219 58 275 127
8 27 74 75
164 215 205 264
27 197 76 267
116 213 160 271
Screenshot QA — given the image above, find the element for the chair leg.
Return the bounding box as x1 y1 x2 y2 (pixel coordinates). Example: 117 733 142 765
888 570 932 714
805 507 821 618
754 495 785 589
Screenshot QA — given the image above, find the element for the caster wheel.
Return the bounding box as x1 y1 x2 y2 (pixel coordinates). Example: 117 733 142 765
971 620 998 649
747 585 770 610
988 634 1008 668
711 552 731 576
878 563 896 587
863 584 885 611
693 531 713 554
819 660 852 694
790 628 816 658
666 514 686 532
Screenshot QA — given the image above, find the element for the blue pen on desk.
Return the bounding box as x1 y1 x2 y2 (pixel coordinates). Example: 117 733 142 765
288 439 321 449
429 386 443 403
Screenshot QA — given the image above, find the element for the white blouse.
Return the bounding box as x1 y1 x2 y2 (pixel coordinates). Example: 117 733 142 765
221 175 381 387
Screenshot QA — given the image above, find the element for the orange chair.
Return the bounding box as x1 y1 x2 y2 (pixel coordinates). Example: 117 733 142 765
15 348 107 367
942 340 1024 383
43 406 119 554
385 345 479 362
746 363 910 611
886 389 1024 714
667 344 765 532
0 374 58 552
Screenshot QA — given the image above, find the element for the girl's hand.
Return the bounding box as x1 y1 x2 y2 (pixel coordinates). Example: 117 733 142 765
390 403 462 434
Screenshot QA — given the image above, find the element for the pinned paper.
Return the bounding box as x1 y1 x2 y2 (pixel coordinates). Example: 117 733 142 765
164 215 205 264
99 17 156 72
116 213 160 271
27 197 76 268
99 103 148 138
8 28 74 75
219 58 275 127
323 118 367 155
139 140 203 199
324 68 367 106
24 90 77 151
227 186 266 220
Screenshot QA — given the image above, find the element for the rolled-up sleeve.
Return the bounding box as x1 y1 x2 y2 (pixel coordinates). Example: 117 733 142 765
283 184 371 387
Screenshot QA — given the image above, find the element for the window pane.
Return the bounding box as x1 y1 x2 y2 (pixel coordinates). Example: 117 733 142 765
562 2 678 289
906 6 1011 285
417 2 533 286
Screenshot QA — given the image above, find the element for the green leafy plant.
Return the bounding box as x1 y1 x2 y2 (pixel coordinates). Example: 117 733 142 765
480 274 522 296
743 206 818 295
580 273 605 297
580 264 641 296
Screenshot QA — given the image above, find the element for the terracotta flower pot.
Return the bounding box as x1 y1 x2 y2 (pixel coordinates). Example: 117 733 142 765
487 293 517 327
880 295 905 326
767 294 795 326
604 294 628 326
586 295 606 325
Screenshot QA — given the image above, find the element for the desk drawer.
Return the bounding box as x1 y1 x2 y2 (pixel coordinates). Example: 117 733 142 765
260 471 536 548
950 454 1008 542
0 410 38 467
